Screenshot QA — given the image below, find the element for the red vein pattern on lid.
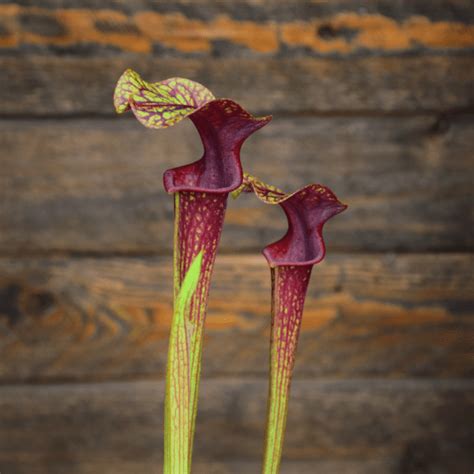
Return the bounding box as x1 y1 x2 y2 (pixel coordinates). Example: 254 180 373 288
114 69 215 128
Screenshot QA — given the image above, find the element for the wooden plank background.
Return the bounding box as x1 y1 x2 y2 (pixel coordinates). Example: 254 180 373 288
0 254 472 382
0 1 473 473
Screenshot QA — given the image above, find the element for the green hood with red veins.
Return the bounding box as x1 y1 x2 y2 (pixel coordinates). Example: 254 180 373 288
114 69 215 128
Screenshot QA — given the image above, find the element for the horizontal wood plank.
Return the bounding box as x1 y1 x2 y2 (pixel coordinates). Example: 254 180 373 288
1 115 472 253
0 379 472 471
2 55 474 115
0 254 472 382
1 3 473 56
6 0 474 22
0 459 398 474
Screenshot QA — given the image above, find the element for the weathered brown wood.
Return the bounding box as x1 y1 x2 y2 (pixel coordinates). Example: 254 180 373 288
0 379 472 472
1 115 472 253
6 0 474 22
1 3 473 56
0 459 398 474
2 55 474 115
0 254 471 382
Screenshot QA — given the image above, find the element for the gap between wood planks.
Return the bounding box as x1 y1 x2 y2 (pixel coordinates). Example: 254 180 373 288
1 108 474 121
0 375 473 387
0 249 472 258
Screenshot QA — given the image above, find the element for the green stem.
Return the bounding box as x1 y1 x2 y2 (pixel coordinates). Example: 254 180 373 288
262 266 311 474
164 248 203 473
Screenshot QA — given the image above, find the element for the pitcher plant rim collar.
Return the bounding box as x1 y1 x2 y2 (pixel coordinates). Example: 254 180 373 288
235 173 347 267
163 100 271 195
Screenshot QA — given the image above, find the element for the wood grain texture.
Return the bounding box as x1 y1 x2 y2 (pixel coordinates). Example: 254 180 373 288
1 115 472 253
0 3 472 471
6 0 474 22
0 3 473 55
0 459 399 474
0 379 472 472
0 254 471 383
2 55 474 115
